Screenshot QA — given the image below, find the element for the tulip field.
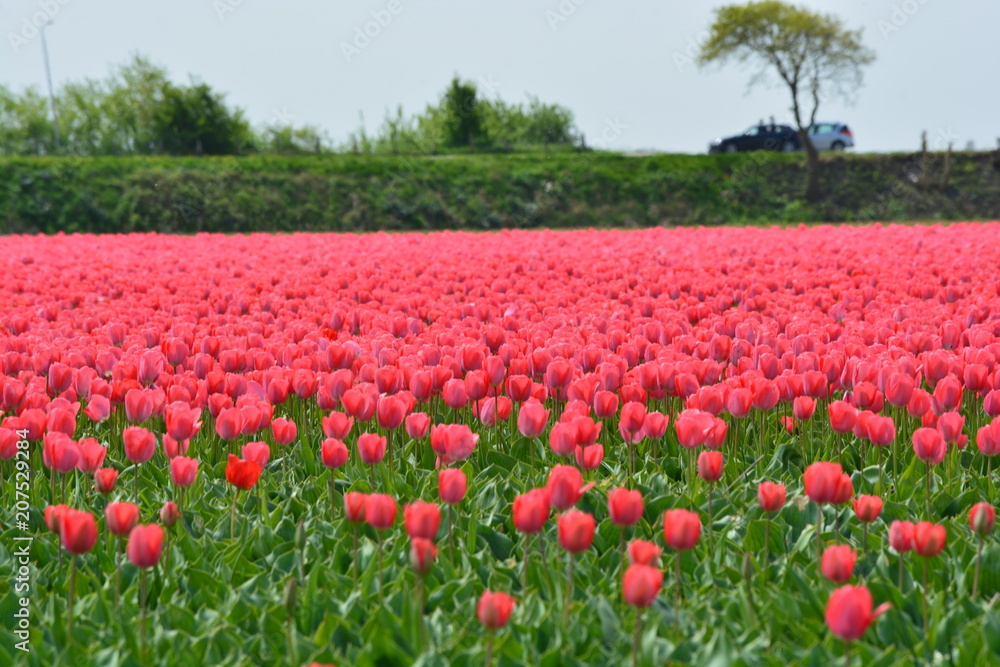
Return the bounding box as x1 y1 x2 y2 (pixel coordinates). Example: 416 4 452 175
5 224 1000 666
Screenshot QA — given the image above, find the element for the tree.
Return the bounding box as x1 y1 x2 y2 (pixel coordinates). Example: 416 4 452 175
441 77 489 150
698 1 875 201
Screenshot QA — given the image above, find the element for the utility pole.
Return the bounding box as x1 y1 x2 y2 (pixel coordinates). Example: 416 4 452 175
40 21 61 152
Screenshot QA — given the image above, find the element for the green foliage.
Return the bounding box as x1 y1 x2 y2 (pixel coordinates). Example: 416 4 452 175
441 76 489 149
1 151 997 234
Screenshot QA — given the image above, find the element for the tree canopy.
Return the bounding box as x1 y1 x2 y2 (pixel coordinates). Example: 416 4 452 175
698 1 875 200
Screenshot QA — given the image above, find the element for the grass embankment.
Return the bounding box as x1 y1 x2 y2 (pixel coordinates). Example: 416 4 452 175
1 151 997 233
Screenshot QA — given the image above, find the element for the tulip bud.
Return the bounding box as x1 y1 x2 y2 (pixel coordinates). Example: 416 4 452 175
284 578 297 614
296 520 307 551
970 502 996 537
742 551 754 581
159 501 179 528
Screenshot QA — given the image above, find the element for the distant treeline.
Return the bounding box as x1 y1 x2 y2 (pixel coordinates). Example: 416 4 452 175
3 152 998 234
0 55 579 157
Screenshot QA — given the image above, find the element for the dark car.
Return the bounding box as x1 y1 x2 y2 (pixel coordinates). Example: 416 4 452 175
709 124 801 153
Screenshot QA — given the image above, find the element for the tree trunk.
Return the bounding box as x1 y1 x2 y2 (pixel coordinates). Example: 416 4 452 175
801 131 821 202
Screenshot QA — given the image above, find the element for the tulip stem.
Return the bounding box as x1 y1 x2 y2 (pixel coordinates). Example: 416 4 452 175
632 610 642 667
377 532 384 600
416 575 426 649
862 523 868 557
988 457 993 504
707 486 714 554
140 568 147 663
449 505 456 566
898 554 904 590
67 555 76 644
973 536 983 598
230 489 238 538
922 559 929 629
816 505 823 558
115 538 122 611
485 630 494 667
844 641 851 667
134 463 139 504
925 461 931 518
763 516 770 586
563 553 574 627
286 608 297 667
674 552 682 635
348 524 357 588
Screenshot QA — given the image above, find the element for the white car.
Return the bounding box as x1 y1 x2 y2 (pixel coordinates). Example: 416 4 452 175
808 122 854 151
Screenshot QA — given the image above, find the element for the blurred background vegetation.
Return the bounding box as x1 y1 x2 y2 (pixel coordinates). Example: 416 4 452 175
0 54 579 157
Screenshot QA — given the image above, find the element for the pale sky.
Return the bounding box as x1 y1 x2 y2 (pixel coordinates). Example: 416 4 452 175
2 0 996 154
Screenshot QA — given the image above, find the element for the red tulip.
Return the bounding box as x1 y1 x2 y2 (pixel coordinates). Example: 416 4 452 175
574 443 604 470
912 521 947 557
438 468 467 505
627 539 662 566
825 585 890 642
674 410 715 449
225 455 262 490
793 396 816 421
976 418 1000 457
593 391 619 419
365 494 397 530
547 464 591 511
127 524 164 568
804 462 851 505
970 502 996 536
512 488 550 534
60 509 98 554
623 563 663 608
322 412 354 440
169 456 199 488
344 492 368 523
241 441 270 468
852 495 883 523
697 450 724 483
164 402 202 442
758 482 786 513
105 501 140 537
321 438 349 469
608 488 644 527
642 411 669 439
888 520 915 553
405 412 431 440
663 509 701 551
357 432 387 465
43 433 79 473
404 501 441 540
429 423 478 463
271 418 297 445
518 399 549 438
557 509 596 553
215 407 245 441
45 504 68 534
76 438 106 474
409 537 437 575
123 426 156 464
83 395 111 423
828 401 857 434
912 427 946 465
477 590 516 629
821 545 857 583
94 468 119 494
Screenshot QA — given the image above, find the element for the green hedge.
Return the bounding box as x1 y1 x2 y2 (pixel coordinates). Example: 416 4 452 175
1 152 997 234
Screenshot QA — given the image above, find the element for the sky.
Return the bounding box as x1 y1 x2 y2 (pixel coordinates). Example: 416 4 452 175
1 0 996 154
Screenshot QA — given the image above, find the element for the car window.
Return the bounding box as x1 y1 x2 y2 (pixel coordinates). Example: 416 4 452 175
813 124 834 134
744 127 759 136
